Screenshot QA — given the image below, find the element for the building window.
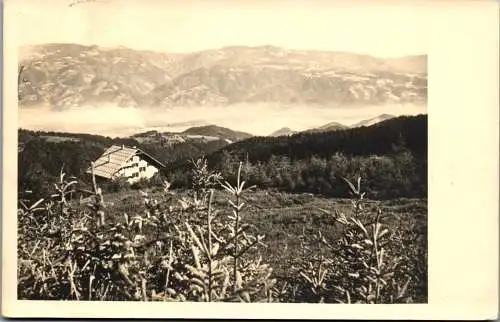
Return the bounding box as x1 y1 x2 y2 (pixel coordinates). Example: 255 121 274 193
139 166 146 172
132 172 139 178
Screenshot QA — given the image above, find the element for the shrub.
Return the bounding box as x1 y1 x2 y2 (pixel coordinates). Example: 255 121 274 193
149 173 168 188
194 152 426 199
101 176 131 193
130 178 150 190
296 176 426 303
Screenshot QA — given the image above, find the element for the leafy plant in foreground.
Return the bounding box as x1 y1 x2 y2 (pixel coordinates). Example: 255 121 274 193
139 158 275 302
167 160 275 302
298 176 419 303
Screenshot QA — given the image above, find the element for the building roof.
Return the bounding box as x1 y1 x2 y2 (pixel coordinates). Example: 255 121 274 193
87 145 165 179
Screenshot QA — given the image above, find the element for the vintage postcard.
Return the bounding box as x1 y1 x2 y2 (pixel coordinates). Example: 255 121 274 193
2 0 498 319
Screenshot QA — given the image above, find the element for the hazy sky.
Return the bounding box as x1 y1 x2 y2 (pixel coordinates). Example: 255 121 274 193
12 0 428 57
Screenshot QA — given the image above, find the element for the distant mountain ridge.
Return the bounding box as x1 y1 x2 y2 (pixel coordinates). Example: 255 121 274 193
209 114 428 167
269 113 397 136
305 121 349 134
351 114 395 127
131 114 398 141
270 127 296 137
19 43 427 110
127 124 253 146
181 125 253 142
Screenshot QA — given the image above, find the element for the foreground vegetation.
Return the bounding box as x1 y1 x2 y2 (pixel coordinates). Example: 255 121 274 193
18 159 427 303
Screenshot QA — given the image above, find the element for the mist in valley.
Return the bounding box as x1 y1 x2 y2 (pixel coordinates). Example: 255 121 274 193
19 103 427 137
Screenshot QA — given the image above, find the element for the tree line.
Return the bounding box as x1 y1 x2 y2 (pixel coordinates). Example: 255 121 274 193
167 115 428 199
17 129 228 200
18 114 427 201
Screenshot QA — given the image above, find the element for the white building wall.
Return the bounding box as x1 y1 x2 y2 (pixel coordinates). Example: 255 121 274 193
116 154 159 184
137 159 159 180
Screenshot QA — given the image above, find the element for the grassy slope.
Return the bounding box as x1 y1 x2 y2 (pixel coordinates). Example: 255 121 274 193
98 188 427 301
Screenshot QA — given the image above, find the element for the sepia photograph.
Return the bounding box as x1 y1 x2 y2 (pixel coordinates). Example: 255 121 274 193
3 0 498 319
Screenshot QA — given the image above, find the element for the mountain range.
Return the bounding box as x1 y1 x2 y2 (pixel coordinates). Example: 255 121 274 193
269 114 397 136
182 125 253 142
269 127 297 137
305 121 349 134
129 113 400 143
351 113 395 127
19 43 427 110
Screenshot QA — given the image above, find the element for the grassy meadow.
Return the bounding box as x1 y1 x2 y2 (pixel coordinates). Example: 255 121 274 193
100 187 428 302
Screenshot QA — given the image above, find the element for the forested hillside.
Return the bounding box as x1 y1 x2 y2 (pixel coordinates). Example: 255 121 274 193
210 114 426 163
18 129 226 198
169 115 427 199
18 114 427 200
